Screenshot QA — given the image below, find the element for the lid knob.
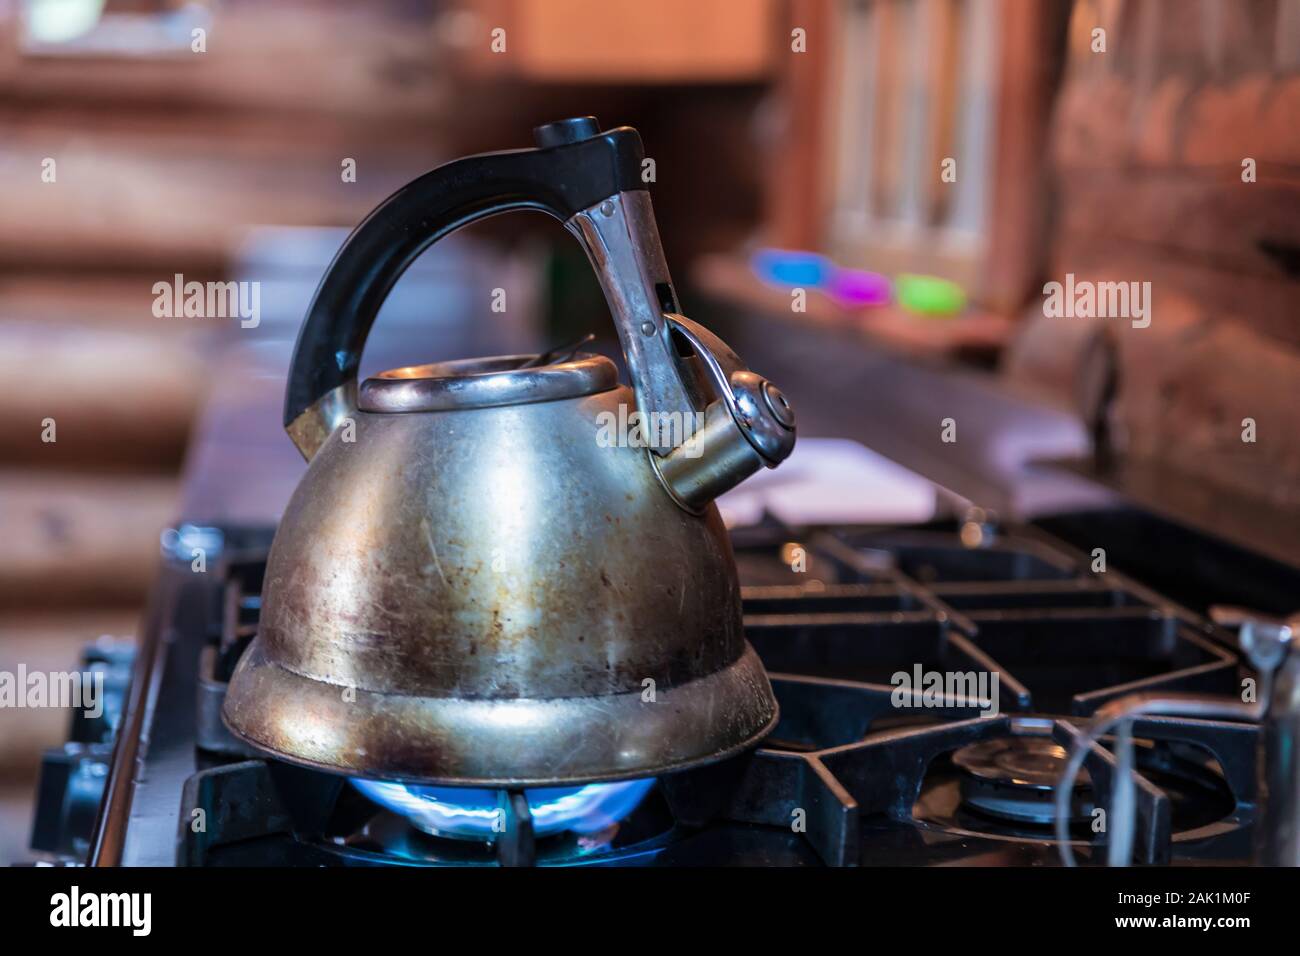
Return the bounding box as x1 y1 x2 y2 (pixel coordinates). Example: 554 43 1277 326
533 116 601 149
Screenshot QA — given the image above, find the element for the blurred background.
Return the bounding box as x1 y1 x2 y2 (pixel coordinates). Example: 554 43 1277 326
1 0 1297 861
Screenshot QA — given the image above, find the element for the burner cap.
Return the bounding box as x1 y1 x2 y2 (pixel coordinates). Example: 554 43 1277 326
952 737 1092 825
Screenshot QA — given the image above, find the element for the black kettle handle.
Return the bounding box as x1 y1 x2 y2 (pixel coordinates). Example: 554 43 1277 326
284 118 693 458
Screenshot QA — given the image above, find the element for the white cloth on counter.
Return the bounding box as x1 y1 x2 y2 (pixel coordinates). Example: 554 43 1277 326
717 437 937 528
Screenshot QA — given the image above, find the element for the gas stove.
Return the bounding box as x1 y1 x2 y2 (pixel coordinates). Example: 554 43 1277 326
33 515 1279 867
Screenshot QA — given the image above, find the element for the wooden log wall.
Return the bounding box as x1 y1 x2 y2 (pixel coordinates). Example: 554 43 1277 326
0 2 458 792
1004 0 1300 512
0 0 776 794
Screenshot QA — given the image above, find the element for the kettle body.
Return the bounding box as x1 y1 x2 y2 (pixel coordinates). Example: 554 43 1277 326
223 118 794 786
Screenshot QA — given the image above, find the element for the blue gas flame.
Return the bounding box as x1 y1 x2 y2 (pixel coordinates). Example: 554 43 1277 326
351 777 655 841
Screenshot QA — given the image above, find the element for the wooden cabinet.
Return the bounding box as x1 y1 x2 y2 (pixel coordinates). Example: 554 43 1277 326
446 0 777 83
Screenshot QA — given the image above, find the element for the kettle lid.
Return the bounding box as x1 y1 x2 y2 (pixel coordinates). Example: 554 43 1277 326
359 352 617 413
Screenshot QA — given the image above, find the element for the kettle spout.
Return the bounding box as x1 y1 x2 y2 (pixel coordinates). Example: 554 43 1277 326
650 315 795 511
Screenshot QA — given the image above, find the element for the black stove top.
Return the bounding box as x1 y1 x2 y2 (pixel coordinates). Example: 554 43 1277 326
33 518 1266 867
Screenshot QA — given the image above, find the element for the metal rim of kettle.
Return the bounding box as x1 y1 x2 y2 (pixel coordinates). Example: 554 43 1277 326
223 640 778 788
359 352 618 413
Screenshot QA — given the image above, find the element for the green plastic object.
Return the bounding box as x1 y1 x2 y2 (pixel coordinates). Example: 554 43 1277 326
896 273 966 317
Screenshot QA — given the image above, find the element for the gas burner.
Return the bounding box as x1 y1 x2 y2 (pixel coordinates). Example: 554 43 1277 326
349 778 656 840
910 722 1246 854
952 737 1091 825
327 778 677 867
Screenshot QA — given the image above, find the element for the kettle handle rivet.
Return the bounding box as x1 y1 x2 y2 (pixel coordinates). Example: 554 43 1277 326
640 321 656 336
761 381 796 429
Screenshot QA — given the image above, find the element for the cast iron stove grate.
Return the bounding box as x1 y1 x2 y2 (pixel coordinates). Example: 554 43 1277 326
162 518 1257 866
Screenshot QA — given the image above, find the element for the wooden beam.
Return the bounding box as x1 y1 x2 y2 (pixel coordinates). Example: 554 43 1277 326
0 322 203 470
764 0 835 250
982 0 1072 314
0 471 176 608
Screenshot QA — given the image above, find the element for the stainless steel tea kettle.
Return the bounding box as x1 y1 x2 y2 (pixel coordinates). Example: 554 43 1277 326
223 118 795 786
